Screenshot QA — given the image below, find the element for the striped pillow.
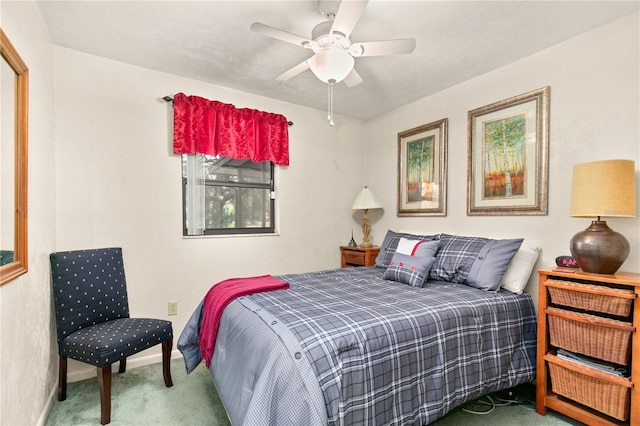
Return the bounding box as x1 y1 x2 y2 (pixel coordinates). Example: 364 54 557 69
396 238 437 257
375 230 440 268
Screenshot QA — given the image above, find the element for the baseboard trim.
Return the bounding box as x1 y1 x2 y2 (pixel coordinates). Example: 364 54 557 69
36 384 58 426
67 349 181 383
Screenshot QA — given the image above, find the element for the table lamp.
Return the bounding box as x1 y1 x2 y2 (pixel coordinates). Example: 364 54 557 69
569 159 637 274
352 186 383 248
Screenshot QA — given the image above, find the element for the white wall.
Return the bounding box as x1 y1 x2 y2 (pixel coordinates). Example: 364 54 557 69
364 12 640 306
0 1 57 425
1 3 638 425
52 46 366 378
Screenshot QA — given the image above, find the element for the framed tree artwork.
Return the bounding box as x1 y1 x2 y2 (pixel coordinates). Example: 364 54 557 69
397 118 448 216
467 87 549 215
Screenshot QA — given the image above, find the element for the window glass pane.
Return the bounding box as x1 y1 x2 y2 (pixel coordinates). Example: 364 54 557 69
182 154 271 184
204 186 235 229
182 154 274 235
205 155 272 184
204 186 271 229
238 187 272 228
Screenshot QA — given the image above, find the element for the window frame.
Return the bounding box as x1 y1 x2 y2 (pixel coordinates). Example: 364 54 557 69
181 155 276 236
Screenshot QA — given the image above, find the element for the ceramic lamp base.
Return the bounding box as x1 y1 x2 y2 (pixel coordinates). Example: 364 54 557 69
570 220 630 274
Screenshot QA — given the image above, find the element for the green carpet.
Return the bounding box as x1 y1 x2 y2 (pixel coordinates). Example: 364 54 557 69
46 359 230 426
46 359 581 425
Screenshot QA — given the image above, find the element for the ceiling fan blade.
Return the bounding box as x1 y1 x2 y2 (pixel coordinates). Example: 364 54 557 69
351 39 416 57
330 0 368 39
343 69 363 87
276 60 310 81
251 22 311 48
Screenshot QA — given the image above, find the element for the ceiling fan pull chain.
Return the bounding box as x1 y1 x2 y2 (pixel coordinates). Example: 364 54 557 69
327 81 331 123
328 79 335 127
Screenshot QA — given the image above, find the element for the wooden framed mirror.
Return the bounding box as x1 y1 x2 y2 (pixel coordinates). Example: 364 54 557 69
0 28 28 285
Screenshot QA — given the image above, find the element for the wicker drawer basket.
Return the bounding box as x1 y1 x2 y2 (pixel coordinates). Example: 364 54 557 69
546 354 631 421
546 306 634 365
546 278 635 317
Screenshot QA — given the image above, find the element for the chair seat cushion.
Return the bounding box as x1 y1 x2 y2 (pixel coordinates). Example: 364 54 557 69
60 318 173 367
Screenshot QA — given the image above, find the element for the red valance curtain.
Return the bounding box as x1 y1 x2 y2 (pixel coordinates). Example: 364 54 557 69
172 92 290 166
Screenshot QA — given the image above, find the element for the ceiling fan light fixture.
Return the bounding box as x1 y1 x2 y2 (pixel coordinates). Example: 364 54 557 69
251 0 416 126
312 20 335 42
308 45 354 83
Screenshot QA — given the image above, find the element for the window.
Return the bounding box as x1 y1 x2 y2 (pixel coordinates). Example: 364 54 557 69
182 154 275 236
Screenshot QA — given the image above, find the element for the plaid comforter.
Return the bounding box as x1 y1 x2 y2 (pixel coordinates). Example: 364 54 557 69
245 267 536 425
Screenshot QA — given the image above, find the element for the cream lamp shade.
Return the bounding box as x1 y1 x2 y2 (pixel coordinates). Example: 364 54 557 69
352 186 383 247
569 159 637 274
570 159 636 218
352 186 383 211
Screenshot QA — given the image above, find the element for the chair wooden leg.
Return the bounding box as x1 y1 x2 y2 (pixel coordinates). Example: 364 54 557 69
58 356 67 401
97 365 112 425
118 358 126 374
162 340 173 387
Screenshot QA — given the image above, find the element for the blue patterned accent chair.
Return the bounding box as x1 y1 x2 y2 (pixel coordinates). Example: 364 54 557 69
50 247 173 424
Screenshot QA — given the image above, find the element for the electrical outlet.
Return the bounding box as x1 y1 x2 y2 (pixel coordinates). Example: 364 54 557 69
168 301 178 316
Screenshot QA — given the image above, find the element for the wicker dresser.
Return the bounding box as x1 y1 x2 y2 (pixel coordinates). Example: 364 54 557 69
536 268 640 425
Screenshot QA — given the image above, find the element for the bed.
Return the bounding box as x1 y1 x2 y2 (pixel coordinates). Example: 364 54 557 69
178 232 539 425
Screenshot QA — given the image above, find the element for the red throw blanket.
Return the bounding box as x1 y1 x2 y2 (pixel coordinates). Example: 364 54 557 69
198 275 289 367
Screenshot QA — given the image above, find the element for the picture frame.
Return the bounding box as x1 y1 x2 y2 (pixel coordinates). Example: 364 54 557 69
397 118 448 216
467 87 549 216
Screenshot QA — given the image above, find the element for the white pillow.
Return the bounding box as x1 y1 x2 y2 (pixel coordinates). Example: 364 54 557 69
500 241 540 294
395 237 438 257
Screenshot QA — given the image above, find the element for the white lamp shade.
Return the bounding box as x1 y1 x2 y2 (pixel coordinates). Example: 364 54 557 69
570 159 637 218
308 45 354 83
352 186 383 210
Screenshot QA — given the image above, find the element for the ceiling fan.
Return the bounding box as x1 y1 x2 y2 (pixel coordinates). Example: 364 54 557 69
251 0 416 125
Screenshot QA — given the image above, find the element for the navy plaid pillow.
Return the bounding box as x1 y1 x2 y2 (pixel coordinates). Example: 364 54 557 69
375 230 440 268
429 234 489 284
384 252 436 287
429 234 523 291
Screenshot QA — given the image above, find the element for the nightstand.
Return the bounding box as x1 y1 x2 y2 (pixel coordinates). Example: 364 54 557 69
536 268 640 425
340 246 380 268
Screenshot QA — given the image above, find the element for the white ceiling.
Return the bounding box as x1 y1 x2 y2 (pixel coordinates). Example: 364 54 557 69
35 0 639 121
